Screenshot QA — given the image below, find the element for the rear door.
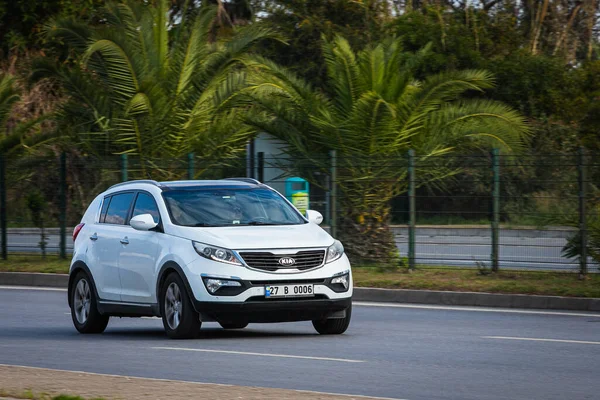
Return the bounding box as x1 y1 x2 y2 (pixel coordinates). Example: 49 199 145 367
118 192 162 304
92 192 135 301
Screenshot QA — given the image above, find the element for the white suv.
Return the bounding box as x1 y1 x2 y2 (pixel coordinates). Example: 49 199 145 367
68 179 352 338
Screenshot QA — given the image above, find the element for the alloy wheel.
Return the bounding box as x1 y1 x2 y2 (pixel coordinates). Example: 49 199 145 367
165 282 182 330
74 279 91 324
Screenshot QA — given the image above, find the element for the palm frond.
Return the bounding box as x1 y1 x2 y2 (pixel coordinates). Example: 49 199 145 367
83 39 140 103
322 35 363 116
0 74 20 134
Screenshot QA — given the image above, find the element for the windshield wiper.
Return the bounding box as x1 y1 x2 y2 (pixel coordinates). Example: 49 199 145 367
245 221 279 226
192 222 217 227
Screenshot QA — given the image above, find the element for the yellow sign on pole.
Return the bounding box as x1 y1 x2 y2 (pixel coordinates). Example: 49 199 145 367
291 192 309 214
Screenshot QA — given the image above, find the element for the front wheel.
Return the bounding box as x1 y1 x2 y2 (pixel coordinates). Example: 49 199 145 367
70 271 109 334
312 303 352 335
160 273 201 339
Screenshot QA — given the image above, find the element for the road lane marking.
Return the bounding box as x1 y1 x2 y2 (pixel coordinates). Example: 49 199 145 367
152 346 365 363
0 286 66 292
294 389 408 400
353 302 600 317
483 336 600 345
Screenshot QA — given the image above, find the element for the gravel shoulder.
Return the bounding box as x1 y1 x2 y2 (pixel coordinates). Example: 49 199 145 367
0 365 386 400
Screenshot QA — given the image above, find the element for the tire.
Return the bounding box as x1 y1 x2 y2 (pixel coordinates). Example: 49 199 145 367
70 271 109 334
160 272 201 339
312 303 352 335
219 322 248 330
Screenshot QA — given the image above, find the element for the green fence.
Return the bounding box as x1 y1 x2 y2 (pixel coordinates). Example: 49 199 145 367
0 150 597 274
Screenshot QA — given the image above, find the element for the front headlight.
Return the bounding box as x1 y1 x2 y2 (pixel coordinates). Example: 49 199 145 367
325 240 344 263
193 241 242 266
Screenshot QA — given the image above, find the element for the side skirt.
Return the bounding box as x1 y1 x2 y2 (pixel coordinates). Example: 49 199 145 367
97 300 160 318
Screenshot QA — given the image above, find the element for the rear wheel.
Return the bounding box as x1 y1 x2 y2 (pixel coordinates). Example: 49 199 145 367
70 271 109 334
312 303 352 335
160 273 201 339
219 322 248 330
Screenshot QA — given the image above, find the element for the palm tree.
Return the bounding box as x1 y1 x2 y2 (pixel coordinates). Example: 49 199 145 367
31 0 280 178
240 36 529 264
0 73 20 137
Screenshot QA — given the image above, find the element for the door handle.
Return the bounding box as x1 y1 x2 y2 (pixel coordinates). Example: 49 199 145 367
90 233 98 241
120 237 129 245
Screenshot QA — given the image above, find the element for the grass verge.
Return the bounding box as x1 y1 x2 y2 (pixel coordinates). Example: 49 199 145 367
0 255 69 274
1 255 599 298
0 389 100 400
353 266 600 298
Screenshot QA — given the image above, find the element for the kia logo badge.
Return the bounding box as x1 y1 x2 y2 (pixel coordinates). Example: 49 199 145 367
278 257 296 266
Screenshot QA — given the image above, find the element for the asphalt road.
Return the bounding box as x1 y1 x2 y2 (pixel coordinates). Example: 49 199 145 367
1 287 599 400
5 231 581 271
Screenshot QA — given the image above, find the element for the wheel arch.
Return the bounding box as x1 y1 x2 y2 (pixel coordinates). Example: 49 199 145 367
68 261 101 310
156 261 198 313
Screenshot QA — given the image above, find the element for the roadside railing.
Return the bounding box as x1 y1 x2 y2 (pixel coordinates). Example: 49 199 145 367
0 149 597 274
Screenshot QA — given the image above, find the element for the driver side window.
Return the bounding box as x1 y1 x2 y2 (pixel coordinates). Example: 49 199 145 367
131 193 160 224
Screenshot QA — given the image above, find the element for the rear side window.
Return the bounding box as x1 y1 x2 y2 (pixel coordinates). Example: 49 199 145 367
99 197 110 222
104 193 135 225
132 193 160 224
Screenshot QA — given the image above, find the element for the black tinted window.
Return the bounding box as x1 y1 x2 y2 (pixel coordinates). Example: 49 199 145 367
100 197 110 222
132 193 160 224
104 193 134 225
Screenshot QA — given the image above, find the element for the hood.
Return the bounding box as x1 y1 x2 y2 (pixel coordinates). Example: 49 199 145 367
170 222 334 250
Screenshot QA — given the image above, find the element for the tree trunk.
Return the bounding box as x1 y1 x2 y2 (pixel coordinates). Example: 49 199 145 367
586 0 598 60
531 0 550 55
337 190 398 266
553 2 583 56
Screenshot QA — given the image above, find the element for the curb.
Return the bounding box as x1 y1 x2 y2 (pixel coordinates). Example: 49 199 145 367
1 272 599 312
0 272 68 288
353 287 600 312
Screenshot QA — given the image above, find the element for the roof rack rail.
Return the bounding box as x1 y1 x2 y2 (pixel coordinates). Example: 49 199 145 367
108 180 161 190
223 177 261 185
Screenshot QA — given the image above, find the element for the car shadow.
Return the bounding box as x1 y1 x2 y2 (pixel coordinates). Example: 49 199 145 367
101 326 317 340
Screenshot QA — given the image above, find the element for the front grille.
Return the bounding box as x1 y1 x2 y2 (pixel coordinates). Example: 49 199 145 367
239 250 326 272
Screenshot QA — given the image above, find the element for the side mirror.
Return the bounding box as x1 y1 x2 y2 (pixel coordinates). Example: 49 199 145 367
305 210 323 225
130 214 158 231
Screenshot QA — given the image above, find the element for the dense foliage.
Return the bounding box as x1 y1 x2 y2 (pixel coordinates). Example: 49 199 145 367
240 36 528 262
0 0 598 265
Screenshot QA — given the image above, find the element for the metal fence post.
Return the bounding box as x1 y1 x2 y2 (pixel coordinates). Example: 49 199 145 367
120 154 128 182
257 152 264 182
0 154 6 260
248 139 255 179
330 150 337 238
578 147 588 276
408 150 416 270
187 153 195 180
491 148 500 272
59 152 67 259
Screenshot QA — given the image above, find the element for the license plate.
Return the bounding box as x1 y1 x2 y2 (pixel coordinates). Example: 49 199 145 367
265 284 314 298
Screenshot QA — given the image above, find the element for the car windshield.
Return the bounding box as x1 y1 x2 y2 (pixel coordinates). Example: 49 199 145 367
162 188 306 227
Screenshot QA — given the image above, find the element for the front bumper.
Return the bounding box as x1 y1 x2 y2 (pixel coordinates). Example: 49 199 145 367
195 297 352 324
181 254 353 323
183 253 353 302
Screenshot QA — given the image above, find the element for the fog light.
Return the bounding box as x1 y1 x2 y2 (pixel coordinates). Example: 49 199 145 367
331 273 349 290
205 278 242 294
